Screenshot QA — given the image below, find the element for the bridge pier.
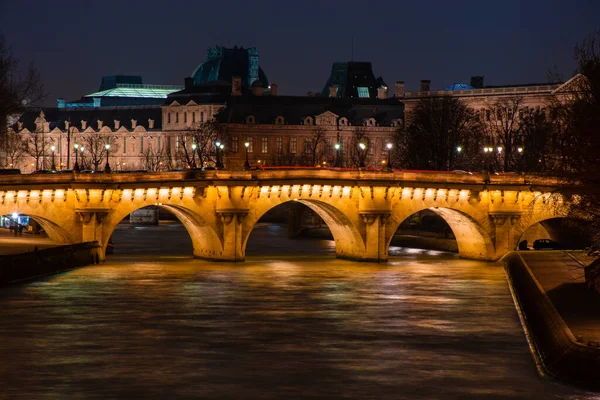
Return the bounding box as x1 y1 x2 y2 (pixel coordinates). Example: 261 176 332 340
358 212 390 262
491 213 521 259
216 210 248 261
76 208 110 263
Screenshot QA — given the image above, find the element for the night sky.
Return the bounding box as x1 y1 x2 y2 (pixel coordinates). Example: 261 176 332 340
1 0 599 106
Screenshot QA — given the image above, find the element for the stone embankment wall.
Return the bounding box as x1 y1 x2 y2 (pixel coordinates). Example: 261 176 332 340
505 253 600 390
0 242 100 285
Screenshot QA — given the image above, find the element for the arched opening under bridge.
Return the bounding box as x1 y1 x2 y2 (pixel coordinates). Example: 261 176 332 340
518 217 593 250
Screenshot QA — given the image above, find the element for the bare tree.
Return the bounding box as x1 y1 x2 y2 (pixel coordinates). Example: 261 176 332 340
271 137 296 166
304 128 327 166
349 127 369 168
177 120 225 168
396 96 483 170
1 129 26 168
25 133 50 170
80 134 119 171
0 36 45 165
142 146 169 172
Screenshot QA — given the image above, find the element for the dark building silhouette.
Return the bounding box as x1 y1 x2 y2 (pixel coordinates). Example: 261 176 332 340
320 62 386 99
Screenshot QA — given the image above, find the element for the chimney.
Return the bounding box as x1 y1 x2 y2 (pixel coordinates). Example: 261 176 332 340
57 98 66 108
131 119 137 129
97 120 103 130
252 81 263 96
394 81 405 98
329 85 338 98
270 83 278 96
470 76 484 89
148 119 154 129
420 80 431 92
81 120 87 130
184 77 194 90
232 76 242 96
377 86 388 99
114 120 120 130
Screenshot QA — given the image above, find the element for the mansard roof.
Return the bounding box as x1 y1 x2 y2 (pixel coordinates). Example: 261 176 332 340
166 81 232 105
216 95 403 126
15 107 163 132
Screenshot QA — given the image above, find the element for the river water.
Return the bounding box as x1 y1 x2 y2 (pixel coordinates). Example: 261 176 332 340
0 222 597 399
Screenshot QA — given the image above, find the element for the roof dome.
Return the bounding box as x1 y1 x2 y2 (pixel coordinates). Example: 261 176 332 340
444 83 474 91
191 46 269 90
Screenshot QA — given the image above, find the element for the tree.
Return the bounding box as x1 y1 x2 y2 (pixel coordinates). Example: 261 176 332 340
177 120 225 168
397 96 483 170
304 128 327 166
543 31 600 241
349 127 369 168
142 146 169 172
80 134 119 171
25 132 50 170
3 128 26 168
0 36 45 165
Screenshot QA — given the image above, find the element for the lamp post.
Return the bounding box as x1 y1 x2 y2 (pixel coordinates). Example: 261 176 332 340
80 146 85 170
386 143 393 171
215 141 224 169
73 143 80 172
219 143 225 169
244 142 250 170
334 143 341 167
51 145 56 171
191 143 197 169
358 142 366 168
104 143 111 173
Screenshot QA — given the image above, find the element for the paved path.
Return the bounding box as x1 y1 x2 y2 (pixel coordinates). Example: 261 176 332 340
0 229 57 255
520 250 600 343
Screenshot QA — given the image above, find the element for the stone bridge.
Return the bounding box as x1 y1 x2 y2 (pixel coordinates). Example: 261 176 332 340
0 170 568 262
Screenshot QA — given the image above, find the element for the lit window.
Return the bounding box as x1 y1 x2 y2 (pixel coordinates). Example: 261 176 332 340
140 136 144 153
304 140 311 154
357 87 370 98
232 137 239 152
290 138 297 154
276 137 283 153
262 137 268 153
123 137 127 153
247 137 254 153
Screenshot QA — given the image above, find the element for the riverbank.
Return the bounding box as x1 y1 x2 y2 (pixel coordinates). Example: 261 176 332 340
0 228 57 255
0 242 101 285
505 251 600 391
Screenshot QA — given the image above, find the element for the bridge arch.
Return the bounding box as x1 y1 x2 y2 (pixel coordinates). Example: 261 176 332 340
243 199 365 260
101 204 223 259
388 207 495 260
0 210 78 245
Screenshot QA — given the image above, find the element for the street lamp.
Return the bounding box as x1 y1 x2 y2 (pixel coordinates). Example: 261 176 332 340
215 141 224 169
73 143 80 172
51 145 56 171
80 146 85 170
104 143 111 173
333 143 342 168
386 143 393 171
219 143 225 169
334 143 341 167
358 142 366 168
244 142 250 170
191 143 197 169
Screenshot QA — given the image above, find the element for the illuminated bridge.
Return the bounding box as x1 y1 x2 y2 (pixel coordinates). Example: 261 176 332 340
0 170 569 262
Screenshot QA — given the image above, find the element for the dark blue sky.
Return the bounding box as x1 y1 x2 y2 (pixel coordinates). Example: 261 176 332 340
1 0 599 105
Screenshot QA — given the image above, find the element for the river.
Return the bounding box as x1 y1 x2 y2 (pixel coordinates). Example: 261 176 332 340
0 222 597 399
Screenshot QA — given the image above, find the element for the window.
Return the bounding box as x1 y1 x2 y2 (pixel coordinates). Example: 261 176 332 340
157 137 161 151
357 87 370 98
123 136 127 153
496 109 502 119
184 112 187 123
290 138 297 154
232 136 239 152
276 137 283 153
140 136 144 153
508 109 513 120
304 139 311 154
168 113 171 124
247 137 254 153
485 110 491 121
176 113 179 123
192 112 196 123
262 137 268 153
200 112 204 122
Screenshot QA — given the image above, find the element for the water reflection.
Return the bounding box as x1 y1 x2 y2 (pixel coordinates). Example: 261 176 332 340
0 223 596 399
